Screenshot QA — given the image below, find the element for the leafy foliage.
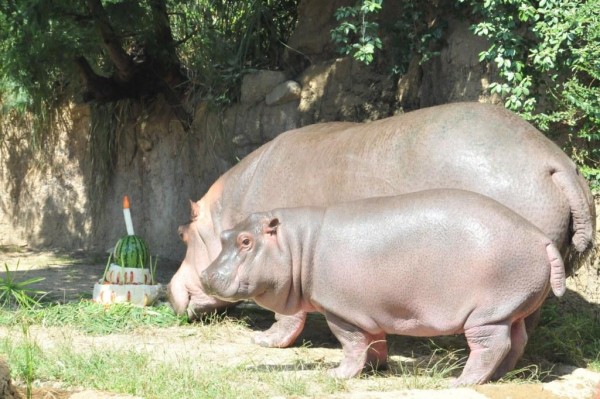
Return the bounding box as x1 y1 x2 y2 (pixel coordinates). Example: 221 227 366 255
169 0 298 105
464 0 600 190
389 1 447 75
331 0 600 190
0 0 298 128
0 262 45 309
331 0 383 65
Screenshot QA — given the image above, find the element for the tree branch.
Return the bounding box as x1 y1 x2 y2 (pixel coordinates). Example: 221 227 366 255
174 25 201 47
148 0 185 85
85 0 135 82
75 56 121 102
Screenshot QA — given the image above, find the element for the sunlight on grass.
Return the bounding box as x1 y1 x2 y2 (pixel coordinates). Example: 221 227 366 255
0 301 186 334
0 262 46 309
497 364 553 384
390 345 466 389
1 335 347 399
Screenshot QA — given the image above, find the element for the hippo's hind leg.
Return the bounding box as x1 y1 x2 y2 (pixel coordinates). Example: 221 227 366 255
491 318 528 381
366 333 388 370
324 312 387 379
252 311 307 348
454 323 512 386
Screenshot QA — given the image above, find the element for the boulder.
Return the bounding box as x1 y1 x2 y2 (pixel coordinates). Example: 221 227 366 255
265 81 302 106
240 71 287 104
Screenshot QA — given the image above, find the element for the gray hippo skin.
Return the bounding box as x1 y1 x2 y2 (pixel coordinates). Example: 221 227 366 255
168 102 595 347
200 189 567 385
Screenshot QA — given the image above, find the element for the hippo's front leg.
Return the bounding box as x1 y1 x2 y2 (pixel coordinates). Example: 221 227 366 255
252 311 307 348
324 312 386 379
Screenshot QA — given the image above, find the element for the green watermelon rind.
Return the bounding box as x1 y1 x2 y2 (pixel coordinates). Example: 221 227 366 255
113 235 149 268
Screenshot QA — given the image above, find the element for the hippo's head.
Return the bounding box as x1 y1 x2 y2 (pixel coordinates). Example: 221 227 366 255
200 214 281 303
167 199 233 320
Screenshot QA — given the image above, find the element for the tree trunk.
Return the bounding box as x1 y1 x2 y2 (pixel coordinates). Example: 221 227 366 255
85 0 135 82
77 0 192 129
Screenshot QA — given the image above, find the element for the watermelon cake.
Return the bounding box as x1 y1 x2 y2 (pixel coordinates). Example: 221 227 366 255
113 234 149 268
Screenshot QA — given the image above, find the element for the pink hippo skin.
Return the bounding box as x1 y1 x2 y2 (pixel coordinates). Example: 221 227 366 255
200 189 567 385
168 102 594 347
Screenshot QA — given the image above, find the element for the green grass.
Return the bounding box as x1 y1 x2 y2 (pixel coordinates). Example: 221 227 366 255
0 252 597 398
387 346 467 389
0 262 46 309
0 301 186 335
0 327 347 399
527 299 600 368
0 297 598 398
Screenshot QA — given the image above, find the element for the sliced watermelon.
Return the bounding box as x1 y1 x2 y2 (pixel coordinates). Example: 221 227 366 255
113 235 149 268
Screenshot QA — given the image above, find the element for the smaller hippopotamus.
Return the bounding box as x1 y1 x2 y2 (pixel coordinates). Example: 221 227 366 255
200 189 566 385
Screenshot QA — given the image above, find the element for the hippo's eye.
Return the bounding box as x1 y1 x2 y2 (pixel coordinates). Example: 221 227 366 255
238 234 253 250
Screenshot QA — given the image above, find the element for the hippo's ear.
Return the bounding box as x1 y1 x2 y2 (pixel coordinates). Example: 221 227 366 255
190 200 201 221
263 218 279 236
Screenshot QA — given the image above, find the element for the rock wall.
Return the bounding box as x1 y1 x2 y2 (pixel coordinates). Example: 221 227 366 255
0 2 500 261
0 105 92 250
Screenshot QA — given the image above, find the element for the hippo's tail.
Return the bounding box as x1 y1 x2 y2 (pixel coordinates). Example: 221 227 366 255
550 167 596 270
546 242 566 297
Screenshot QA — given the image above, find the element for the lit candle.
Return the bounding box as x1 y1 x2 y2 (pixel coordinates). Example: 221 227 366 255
123 195 135 235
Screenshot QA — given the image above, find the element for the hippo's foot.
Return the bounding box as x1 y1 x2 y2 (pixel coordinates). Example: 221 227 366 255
491 319 527 381
327 340 388 378
453 323 512 386
325 312 384 379
252 311 307 348
327 362 364 379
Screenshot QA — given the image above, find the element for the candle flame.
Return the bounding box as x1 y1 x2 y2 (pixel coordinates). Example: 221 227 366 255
123 195 130 209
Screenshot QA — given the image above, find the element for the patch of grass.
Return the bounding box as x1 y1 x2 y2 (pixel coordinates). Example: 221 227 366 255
527 299 600 368
0 301 187 335
19 323 37 399
390 344 466 389
1 323 42 399
0 262 45 309
498 364 552 384
0 336 346 399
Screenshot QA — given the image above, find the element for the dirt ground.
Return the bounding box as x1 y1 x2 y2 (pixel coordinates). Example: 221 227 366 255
1 248 599 399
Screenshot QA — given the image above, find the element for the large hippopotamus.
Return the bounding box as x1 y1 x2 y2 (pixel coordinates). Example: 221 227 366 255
200 189 567 384
168 102 595 348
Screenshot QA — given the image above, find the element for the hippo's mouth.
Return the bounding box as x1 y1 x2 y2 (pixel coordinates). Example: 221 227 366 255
210 275 253 302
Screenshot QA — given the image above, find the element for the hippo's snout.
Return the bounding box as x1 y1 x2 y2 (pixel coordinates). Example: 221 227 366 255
200 265 233 297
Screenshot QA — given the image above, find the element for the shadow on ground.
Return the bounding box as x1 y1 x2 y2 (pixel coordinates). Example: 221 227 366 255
0 248 180 303
226 286 600 384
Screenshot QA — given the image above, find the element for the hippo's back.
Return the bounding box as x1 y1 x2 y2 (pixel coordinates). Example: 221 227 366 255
218 102 592 254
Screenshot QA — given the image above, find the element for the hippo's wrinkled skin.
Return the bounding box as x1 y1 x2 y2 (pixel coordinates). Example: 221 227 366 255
168 102 595 347
200 189 567 384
